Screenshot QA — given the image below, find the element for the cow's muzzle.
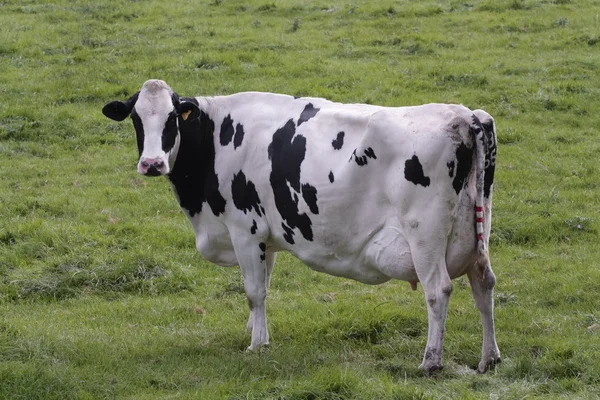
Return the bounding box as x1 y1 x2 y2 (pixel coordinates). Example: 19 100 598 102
139 158 167 176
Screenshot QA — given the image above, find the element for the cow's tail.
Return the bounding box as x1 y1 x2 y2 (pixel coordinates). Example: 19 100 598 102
470 110 496 270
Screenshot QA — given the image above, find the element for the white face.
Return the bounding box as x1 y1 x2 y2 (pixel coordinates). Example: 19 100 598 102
131 81 180 176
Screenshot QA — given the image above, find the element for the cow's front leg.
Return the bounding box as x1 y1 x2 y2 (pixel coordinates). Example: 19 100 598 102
247 251 276 333
235 239 270 351
468 262 501 373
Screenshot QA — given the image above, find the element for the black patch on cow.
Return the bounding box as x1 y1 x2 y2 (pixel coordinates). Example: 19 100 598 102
268 119 314 244
351 150 367 166
234 123 245 149
282 223 295 245
259 242 266 261
328 171 334 183
404 155 430 187
447 161 455 178
364 147 377 159
220 115 245 150
171 92 180 106
168 107 227 217
301 183 319 214
351 147 377 166
131 110 144 157
220 115 234 146
298 103 320 126
102 91 139 122
484 159 495 198
250 220 257 235
231 171 263 216
332 131 345 150
480 120 497 199
452 143 473 195
481 120 494 137
162 112 178 153
162 94 194 154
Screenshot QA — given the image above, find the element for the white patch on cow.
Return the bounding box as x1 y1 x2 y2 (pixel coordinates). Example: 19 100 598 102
135 80 176 175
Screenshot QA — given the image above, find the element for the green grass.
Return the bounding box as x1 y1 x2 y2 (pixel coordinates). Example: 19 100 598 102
2 0 600 398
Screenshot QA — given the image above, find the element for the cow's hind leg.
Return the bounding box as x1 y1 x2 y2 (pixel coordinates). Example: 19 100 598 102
467 260 501 373
247 251 276 333
411 241 453 374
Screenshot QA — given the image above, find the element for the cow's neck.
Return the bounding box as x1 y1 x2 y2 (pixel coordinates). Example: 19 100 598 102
167 109 226 218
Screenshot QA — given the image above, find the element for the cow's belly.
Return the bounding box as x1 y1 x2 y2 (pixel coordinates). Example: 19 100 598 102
359 223 477 283
291 221 478 286
289 225 411 285
301 256 393 285
362 226 418 282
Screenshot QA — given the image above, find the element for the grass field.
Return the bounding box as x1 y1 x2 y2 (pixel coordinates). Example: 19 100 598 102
1 0 600 398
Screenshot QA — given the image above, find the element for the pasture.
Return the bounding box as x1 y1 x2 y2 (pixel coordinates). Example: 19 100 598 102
1 0 600 398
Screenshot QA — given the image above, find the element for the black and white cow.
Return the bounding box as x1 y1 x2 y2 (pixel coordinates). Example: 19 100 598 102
102 79 499 374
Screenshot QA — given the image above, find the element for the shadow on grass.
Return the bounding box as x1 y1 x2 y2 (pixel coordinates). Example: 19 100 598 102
7 254 197 302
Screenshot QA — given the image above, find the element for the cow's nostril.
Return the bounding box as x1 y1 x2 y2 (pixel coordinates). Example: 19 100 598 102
152 161 164 169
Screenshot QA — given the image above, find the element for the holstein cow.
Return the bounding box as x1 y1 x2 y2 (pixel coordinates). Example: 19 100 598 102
102 79 499 374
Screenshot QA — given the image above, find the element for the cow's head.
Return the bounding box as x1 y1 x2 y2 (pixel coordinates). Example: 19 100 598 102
102 79 199 176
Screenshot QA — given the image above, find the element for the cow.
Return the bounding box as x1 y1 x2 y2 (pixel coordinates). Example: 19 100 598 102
102 79 499 374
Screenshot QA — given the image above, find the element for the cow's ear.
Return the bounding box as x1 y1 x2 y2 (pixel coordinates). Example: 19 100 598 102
102 101 131 121
102 91 140 121
178 101 200 122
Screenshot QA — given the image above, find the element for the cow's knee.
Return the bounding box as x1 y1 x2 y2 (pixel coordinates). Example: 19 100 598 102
246 288 266 310
426 282 453 308
442 282 453 296
483 269 496 291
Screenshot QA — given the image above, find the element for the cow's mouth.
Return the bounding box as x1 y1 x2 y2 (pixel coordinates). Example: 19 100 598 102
144 166 163 176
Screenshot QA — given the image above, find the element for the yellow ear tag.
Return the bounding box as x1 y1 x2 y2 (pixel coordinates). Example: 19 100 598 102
181 110 192 121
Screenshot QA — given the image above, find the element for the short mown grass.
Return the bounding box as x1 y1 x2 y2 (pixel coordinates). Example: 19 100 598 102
2 0 600 398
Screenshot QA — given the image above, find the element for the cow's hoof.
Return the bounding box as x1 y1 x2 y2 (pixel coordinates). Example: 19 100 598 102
246 343 269 353
418 362 443 376
477 355 501 374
